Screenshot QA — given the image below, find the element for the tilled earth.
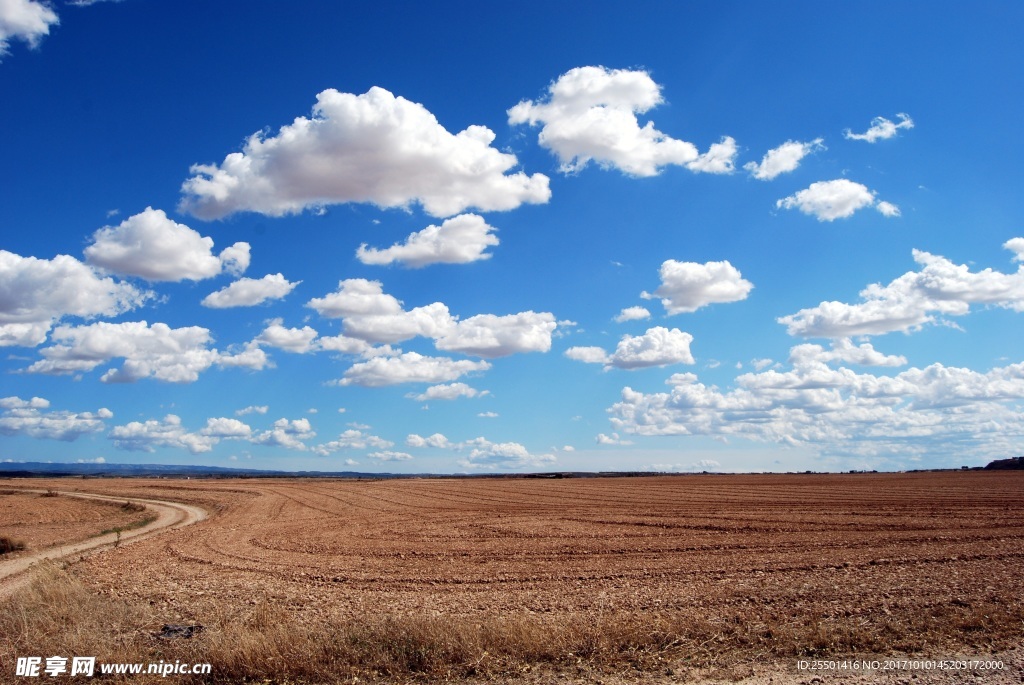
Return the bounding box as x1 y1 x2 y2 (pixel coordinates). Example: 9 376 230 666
8 471 1024 682
0 488 150 551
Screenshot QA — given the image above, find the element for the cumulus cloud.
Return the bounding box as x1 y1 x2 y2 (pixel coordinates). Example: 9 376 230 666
608 344 1024 462
596 432 633 446
0 396 111 441
509 66 735 176
338 351 490 387
180 86 550 219
84 208 250 282
435 311 557 358
368 450 413 462
236 405 268 416
109 415 217 454
0 0 58 57
875 201 901 218
564 346 611 365
407 382 487 401
254 418 316 451
25 321 268 382
788 339 907 367
744 138 825 180
313 428 392 455
256 319 319 354
779 240 1024 337
844 113 914 143
566 326 695 370
776 179 898 221
307 279 453 344
0 250 150 347
641 259 753 314
406 432 451 448
356 214 500 267
200 417 253 439
614 306 650 323
202 273 299 308
457 436 555 469
308 279 558 355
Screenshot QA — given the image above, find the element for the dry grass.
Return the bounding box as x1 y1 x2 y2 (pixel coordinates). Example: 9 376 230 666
3 564 1022 683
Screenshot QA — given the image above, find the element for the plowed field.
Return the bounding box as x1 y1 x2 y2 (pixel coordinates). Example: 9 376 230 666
0 488 151 551
62 473 1023 620
3 471 1023 683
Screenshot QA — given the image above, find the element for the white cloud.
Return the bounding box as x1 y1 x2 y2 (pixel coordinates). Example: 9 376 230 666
567 326 695 370
256 319 319 354
254 417 315 451
649 460 720 473
202 273 299 308
844 113 914 143
776 179 898 221
308 279 454 344
368 450 413 462
509 66 735 176
0 0 58 57
309 279 557 355
608 345 1024 462
0 250 150 347
0 396 111 441
84 207 250 282
307 278 404 318
406 432 451 448
313 428 392 455
109 415 217 454
407 382 487 401
641 259 753 314
686 136 738 175
180 86 550 219
435 311 557 358
596 432 633 446
744 138 825 180
316 334 378 357
609 327 694 369
356 214 500 267
788 339 907 367
614 306 650 323
457 436 555 469
25 321 268 382
200 417 253 439
236 405 268 416
338 351 490 387
477 411 499 418
564 346 611 365
779 240 1024 337
1005 237 1024 262
875 201 901 218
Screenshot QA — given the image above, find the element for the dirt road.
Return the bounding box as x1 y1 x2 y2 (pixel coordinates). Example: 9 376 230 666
0 488 207 597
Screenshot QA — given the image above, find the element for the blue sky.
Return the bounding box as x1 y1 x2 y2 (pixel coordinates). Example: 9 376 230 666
2 1 1023 473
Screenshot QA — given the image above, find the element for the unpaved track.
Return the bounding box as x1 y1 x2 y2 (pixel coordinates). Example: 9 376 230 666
0 489 207 597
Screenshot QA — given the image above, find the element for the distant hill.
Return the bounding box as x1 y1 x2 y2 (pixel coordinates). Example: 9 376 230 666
984 456 1024 470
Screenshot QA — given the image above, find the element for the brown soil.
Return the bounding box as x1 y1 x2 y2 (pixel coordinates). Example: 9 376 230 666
2 471 1022 683
0 488 151 551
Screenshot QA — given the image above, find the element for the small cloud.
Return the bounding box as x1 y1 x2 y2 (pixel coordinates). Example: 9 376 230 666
477 411 499 418
596 432 633 446
844 113 914 143
614 306 651 323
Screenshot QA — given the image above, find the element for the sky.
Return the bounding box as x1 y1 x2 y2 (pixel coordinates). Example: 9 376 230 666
2 1 1023 474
